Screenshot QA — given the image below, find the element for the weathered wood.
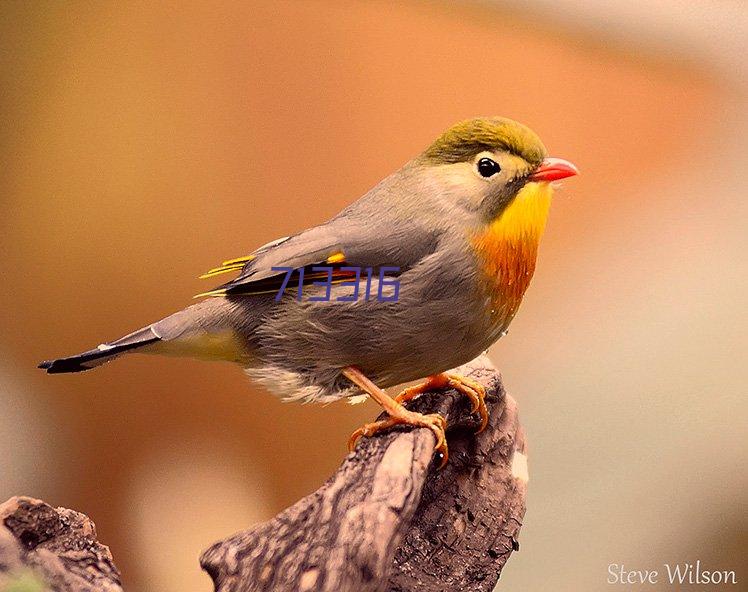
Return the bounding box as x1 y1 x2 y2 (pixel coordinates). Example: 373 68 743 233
0 496 122 592
0 356 527 591
201 355 528 592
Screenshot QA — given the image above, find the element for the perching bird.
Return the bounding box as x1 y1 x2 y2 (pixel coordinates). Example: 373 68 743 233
40 117 577 465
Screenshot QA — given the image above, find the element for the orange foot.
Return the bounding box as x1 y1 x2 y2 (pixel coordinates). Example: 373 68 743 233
396 372 488 432
348 409 448 467
342 366 450 468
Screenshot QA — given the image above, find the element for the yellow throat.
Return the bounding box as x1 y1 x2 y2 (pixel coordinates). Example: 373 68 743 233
470 181 553 317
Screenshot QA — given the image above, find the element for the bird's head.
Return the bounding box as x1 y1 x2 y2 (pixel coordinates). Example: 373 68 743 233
418 117 577 219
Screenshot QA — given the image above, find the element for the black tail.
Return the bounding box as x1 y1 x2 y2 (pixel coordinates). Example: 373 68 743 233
39 327 161 374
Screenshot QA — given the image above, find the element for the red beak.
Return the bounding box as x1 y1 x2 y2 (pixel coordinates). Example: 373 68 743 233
529 157 579 182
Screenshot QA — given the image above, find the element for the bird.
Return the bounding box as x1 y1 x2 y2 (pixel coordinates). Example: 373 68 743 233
39 116 577 466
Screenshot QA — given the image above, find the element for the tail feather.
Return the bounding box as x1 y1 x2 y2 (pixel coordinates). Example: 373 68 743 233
39 327 161 374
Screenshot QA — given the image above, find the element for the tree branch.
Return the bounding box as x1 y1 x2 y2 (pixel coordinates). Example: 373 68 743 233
201 355 528 592
0 496 122 592
0 356 527 592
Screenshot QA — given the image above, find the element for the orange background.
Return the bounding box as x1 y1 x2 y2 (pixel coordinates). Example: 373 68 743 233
1 2 745 590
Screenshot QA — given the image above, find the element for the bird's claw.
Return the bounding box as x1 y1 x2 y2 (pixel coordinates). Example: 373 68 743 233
348 372 487 470
444 373 489 433
395 373 488 433
348 411 449 468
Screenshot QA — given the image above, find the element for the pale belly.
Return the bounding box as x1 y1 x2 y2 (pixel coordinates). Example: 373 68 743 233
245 262 523 401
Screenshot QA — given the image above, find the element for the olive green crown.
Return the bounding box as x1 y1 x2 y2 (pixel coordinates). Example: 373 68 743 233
423 117 547 166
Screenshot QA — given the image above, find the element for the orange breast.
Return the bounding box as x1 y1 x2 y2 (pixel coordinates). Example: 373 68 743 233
470 182 553 324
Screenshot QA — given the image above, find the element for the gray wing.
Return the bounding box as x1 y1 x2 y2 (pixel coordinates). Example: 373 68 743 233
196 218 442 298
196 164 452 297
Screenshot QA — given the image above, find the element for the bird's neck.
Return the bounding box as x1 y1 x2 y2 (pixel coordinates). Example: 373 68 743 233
470 182 553 320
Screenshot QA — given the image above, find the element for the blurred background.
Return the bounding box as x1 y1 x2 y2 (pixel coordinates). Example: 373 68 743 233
1 1 746 590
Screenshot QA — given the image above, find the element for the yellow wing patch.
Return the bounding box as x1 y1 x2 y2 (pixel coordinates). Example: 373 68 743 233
194 250 348 299
326 251 346 264
221 255 255 266
193 288 227 299
195 255 255 297
198 255 255 280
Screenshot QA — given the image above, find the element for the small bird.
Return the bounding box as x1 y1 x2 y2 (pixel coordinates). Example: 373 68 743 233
40 117 577 465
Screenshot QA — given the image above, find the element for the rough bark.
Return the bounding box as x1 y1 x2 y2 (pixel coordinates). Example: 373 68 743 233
0 496 122 592
0 355 527 592
201 355 528 592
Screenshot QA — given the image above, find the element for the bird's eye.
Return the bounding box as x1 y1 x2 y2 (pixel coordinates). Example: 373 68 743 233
477 157 500 178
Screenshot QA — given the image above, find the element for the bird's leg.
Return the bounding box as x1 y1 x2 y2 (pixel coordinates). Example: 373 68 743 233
396 372 488 433
342 366 449 467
